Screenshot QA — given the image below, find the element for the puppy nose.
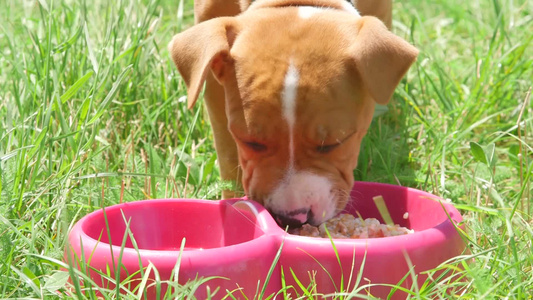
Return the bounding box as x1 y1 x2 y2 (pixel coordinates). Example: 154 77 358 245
270 208 312 229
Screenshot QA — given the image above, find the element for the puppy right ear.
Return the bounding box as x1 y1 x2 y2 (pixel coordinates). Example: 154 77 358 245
350 16 418 105
168 17 239 109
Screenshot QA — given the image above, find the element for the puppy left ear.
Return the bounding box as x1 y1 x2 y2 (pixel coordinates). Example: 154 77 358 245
351 16 418 104
168 17 239 109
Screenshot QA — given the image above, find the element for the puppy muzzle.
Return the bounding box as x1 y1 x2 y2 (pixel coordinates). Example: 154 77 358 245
270 208 314 228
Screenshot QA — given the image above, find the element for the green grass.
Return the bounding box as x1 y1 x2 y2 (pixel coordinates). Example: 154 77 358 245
0 0 531 298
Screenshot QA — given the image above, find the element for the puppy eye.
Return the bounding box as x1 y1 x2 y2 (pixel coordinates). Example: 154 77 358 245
245 141 267 152
316 143 339 153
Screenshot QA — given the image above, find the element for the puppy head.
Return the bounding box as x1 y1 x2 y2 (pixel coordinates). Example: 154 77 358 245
169 5 418 227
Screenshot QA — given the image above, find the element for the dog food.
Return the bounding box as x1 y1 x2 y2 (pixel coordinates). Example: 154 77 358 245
290 213 413 239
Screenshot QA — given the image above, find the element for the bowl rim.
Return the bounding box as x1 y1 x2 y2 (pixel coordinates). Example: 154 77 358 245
68 198 280 258
67 182 465 257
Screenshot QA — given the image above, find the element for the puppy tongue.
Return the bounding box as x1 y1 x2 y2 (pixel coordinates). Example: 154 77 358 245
274 209 310 229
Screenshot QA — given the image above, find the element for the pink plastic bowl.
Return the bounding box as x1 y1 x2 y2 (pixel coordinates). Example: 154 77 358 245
65 182 466 299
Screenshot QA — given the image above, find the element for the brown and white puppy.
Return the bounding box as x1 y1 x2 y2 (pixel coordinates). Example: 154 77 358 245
169 0 418 227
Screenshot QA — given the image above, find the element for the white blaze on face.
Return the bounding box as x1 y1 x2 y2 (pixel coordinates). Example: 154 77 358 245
266 61 336 225
281 61 299 171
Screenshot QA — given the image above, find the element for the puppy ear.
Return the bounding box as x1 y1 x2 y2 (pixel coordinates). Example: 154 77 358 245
168 17 238 109
351 16 418 104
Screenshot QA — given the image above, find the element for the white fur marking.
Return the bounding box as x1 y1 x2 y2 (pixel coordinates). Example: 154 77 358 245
282 61 299 170
268 63 338 225
298 6 321 19
269 172 336 225
341 2 361 16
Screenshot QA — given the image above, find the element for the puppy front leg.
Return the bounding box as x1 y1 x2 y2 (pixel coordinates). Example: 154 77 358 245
192 1 243 199
204 73 243 199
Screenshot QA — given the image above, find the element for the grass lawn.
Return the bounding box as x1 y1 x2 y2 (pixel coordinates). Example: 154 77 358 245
0 0 531 298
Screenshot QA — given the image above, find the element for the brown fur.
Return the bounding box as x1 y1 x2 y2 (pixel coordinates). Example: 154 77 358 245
169 0 418 223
